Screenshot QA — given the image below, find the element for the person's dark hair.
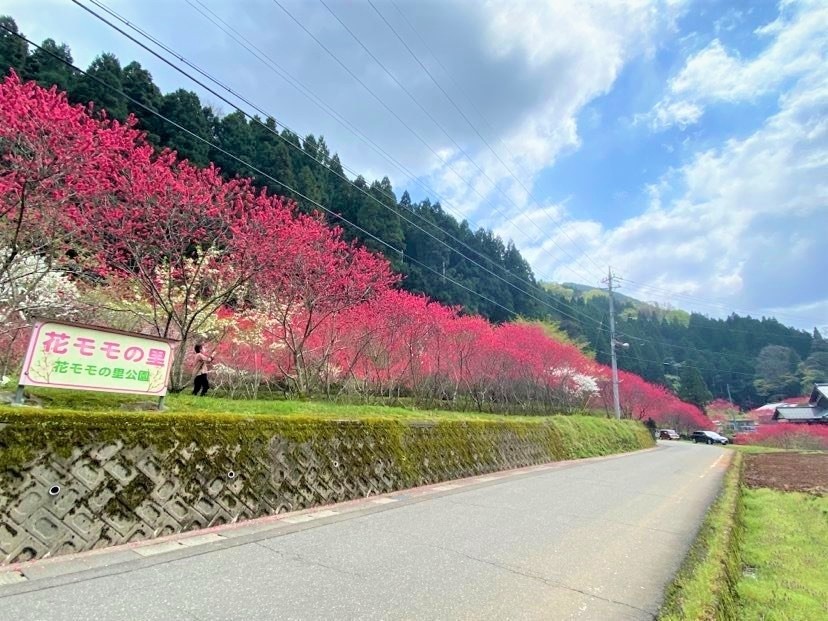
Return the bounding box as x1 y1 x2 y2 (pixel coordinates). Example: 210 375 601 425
194 343 202 354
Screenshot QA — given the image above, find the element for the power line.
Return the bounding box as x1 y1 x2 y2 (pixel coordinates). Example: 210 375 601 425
594 346 759 380
184 0 524 267
1 27 779 402
37 7 800 380
196 3 819 348
367 0 607 277
185 0 530 264
323 0 605 282
3 28 538 325
269 0 603 286
598 278 816 339
77 4 755 375
618 334 759 369
387 0 544 199
71 0 606 330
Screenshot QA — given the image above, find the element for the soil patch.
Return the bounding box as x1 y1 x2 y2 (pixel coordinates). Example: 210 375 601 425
743 452 828 494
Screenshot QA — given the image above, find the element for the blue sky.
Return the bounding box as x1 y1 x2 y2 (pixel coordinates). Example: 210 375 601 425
539 2 785 228
7 0 827 332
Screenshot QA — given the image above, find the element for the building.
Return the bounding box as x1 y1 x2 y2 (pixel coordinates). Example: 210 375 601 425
772 383 828 424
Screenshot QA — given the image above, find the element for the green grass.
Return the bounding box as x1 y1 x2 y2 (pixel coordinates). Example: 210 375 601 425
659 452 744 620
736 488 828 620
726 444 788 454
660 452 828 620
3 386 604 422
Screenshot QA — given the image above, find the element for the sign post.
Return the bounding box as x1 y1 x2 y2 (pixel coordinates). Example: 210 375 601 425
18 319 178 409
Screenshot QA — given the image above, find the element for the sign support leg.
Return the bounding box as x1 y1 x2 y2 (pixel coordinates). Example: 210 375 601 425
13 385 24 405
157 395 165 411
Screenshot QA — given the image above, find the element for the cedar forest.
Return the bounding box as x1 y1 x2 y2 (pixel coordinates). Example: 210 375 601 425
1 16 826 422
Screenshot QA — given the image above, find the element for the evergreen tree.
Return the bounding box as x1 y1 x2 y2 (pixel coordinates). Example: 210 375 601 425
212 110 254 177
677 365 712 408
0 16 27 75
22 38 73 92
71 53 128 120
121 61 162 140
754 345 802 400
156 89 213 165
799 329 828 389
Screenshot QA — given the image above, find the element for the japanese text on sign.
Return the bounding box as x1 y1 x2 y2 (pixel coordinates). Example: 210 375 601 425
20 321 176 396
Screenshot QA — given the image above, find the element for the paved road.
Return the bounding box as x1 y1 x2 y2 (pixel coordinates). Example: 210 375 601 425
0 442 729 621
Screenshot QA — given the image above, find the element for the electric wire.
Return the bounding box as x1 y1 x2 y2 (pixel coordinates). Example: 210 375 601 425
617 277 823 327
367 0 607 276
3 27 527 323
323 0 605 281
74 0 608 329
8 18 799 392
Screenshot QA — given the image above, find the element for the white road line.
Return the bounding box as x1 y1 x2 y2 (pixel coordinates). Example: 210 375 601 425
134 541 185 557
308 510 339 519
700 453 727 478
282 515 316 524
0 571 27 585
179 534 225 547
370 498 397 505
433 484 461 492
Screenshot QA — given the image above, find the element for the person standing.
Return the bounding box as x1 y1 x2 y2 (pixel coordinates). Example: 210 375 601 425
192 343 214 396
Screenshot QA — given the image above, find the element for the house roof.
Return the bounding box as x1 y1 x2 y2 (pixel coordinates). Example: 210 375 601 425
773 405 828 421
810 383 828 406
754 398 808 411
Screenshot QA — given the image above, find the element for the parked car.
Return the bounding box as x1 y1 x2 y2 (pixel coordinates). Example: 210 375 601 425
692 430 729 445
658 429 680 440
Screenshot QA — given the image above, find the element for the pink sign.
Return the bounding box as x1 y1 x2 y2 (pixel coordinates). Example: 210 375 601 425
19 320 178 396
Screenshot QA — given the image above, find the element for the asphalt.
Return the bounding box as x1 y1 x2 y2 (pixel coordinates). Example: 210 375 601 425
0 441 730 621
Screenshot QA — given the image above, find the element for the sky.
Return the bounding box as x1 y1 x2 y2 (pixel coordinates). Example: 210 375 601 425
7 0 828 333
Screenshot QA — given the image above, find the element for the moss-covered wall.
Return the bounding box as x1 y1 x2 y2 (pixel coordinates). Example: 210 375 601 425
0 410 653 564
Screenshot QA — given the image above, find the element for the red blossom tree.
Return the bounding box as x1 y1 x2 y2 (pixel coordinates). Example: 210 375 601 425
69 157 296 388
0 73 719 416
0 72 143 335
735 423 828 450
245 213 398 396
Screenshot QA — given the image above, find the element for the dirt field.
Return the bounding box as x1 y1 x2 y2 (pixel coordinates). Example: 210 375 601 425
743 452 828 493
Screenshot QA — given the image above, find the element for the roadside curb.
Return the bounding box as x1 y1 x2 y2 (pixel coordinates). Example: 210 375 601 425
0 445 659 595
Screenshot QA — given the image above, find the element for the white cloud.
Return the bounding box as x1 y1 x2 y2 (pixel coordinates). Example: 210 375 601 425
7 0 685 287
545 27 828 330
415 0 688 273
647 0 828 130
648 100 704 130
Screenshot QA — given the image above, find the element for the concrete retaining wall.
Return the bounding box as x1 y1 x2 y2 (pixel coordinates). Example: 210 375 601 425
0 410 653 563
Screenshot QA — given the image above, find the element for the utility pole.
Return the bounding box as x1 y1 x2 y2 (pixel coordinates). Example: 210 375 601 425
604 267 622 419
726 383 734 405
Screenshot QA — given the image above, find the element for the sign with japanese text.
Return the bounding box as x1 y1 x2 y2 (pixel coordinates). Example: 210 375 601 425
19 320 177 397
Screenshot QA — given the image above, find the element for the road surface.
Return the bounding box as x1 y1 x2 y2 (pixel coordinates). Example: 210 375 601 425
0 441 730 620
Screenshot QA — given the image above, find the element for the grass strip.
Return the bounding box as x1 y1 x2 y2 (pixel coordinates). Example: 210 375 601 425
2 388 605 422
659 452 744 620
736 487 828 620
